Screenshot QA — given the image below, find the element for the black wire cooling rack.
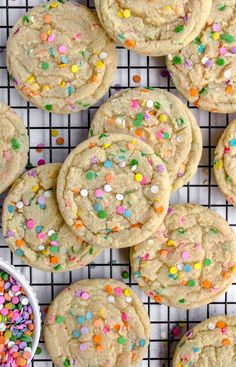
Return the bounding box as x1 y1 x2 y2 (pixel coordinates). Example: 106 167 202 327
1 1 236 366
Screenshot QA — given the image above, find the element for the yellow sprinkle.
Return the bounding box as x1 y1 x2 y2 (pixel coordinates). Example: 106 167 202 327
59 64 66 68
42 85 50 91
124 288 131 296
98 309 103 317
60 81 66 88
42 250 48 255
170 266 178 275
154 198 160 202
159 114 167 122
164 5 172 11
123 9 131 18
194 263 201 270
71 64 79 73
135 173 143 182
231 266 236 273
166 239 175 247
212 32 220 40
96 60 105 69
51 129 59 137
117 9 123 17
27 75 35 83
4 330 11 339
50 2 58 7
103 143 111 149
47 29 52 36
32 185 40 193
178 362 183 367
32 83 40 90
214 159 222 169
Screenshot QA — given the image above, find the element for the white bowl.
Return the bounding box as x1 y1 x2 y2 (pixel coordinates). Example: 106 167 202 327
0 257 41 363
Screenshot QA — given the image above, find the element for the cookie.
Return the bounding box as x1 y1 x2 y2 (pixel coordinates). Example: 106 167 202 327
94 0 212 56
0 102 29 195
214 119 236 207
173 315 236 367
90 88 202 192
57 133 170 249
130 203 236 309
44 278 150 367
166 1 236 113
6 0 117 114
2 164 103 272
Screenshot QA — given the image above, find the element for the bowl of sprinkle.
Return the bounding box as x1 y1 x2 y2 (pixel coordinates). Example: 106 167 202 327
0 257 41 367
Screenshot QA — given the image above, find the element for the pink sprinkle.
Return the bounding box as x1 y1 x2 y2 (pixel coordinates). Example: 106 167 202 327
38 233 45 240
156 131 164 139
212 23 220 32
81 292 89 300
12 296 19 305
179 216 185 225
73 33 81 40
224 147 231 154
116 206 125 215
1 308 8 316
103 326 109 333
48 33 56 42
114 287 123 296
58 45 67 53
80 343 87 351
38 159 45 166
140 176 148 185
121 312 128 321
0 296 5 304
182 251 189 260
130 100 140 109
95 189 103 198
51 241 58 246
12 285 20 292
91 156 97 164
26 219 35 229
3 150 11 160
220 47 227 56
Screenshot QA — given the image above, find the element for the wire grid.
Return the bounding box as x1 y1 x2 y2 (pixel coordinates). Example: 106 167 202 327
1 1 236 366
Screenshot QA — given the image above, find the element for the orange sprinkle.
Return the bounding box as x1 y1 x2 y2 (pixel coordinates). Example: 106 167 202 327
22 87 30 96
88 142 97 148
92 74 98 83
154 295 162 303
190 87 199 97
0 336 6 345
74 220 83 229
226 85 234 94
155 206 164 214
96 345 103 352
0 280 4 288
125 39 136 48
16 239 24 247
40 32 48 41
56 137 64 145
133 75 141 83
50 256 58 264
44 15 52 24
216 321 226 329
112 226 119 232
180 280 187 286
202 280 212 289
159 249 168 257
104 285 113 293
23 351 32 359
93 319 101 327
123 321 129 328
135 128 143 137
108 117 115 126
113 324 120 331
71 188 80 193
105 173 113 183
222 338 231 346
93 335 102 344
223 271 231 279
131 222 142 229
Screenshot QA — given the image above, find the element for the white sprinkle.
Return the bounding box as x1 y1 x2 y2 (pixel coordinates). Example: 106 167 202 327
16 201 24 209
9 290 14 297
146 100 154 108
116 194 124 201
201 56 208 65
176 136 182 143
104 184 112 192
80 189 88 197
99 52 108 59
125 296 133 303
177 263 184 271
208 323 215 330
44 191 51 197
24 347 32 353
48 230 55 236
147 239 154 245
116 118 126 127
8 341 15 348
0 323 6 332
151 185 159 194
224 70 231 79
131 165 137 171
38 245 45 251
107 295 115 303
0 305 3 311
167 54 173 60
119 161 126 168
21 297 29 305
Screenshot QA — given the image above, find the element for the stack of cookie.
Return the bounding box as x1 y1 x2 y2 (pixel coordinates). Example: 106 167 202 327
2 0 236 366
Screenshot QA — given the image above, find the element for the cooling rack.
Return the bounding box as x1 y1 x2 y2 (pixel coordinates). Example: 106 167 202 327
1 1 236 366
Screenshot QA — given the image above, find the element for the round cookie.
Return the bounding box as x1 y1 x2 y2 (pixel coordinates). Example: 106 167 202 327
166 1 236 113
6 0 117 114
90 88 202 192
214 119 236 207
173 315 236 367
44 278 150 367
57 133 170 249
2 164 103 272
130 203 236 309
94 0 212 56
0 102 29 194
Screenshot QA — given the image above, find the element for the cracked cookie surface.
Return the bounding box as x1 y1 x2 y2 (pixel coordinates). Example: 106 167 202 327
0 102 29 194
130 203 236 309
90 88 202 192
44 278 150 367
6 0 117 114
57 133 170 249
2 163 103 272
173 315 236 367
94 0 212 56
167 0 236 113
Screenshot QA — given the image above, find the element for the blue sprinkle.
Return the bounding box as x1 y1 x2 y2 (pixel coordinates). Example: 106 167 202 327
230 139 236 146
117 33 125 42
198 44 205 54
61 56 68 64
94 203 101 212
104 160 112 168
16 249 24 257
67 85 74 95
184 264 192 273
86 311 92 321
124 209 132 218
134 271 141 278
39 204 46 209
49 47 54 57
77 316 85 324
193 347 200 353
72 330 80 338
139 339 145 347
36 226 43 233
7 205 14 213
168 274 174 278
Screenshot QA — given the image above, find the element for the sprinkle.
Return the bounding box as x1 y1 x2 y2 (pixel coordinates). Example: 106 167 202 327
116 194 124 201
123 9 131 18
118 336 126 345
56 315 64 324
135 173 143 182
151 185 159 194
169 267 178 275
26 219 35 229
80 189 88 197
71 65 79 73
59 45 67 54
98 210 107 219
44 14 52 24
182 252 189 260
204 258 212 266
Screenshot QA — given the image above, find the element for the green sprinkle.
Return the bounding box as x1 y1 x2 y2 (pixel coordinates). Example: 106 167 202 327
51 233 58 241
50 246 59 253
21 335 30 342
221 34 234 43
45 104 53 111
11 138 20 150
178 227 185 234
9 73 14 81
130 159 138 167
173 56 182 65
35 347 42 355
98 210 107 219
22 15 30 24
199 87 208 95
2 273 9 281
133 113 144 127
118 336 126 345
163 132 170 140
56 315 64 324
194 36 201 45
86 172 95 180
216 58 225 66
122 271 129 279
154 101 161 109
89 247 94 255
218 5 226 11
88 128 94 137
64 359 70 367
179 298 185 304
175 25 184 33
188 280 195 287
204 258 212 266
176 118 185 127
210 227 218 234
54 264 62 271
99 133 108 139
42 62 49 70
